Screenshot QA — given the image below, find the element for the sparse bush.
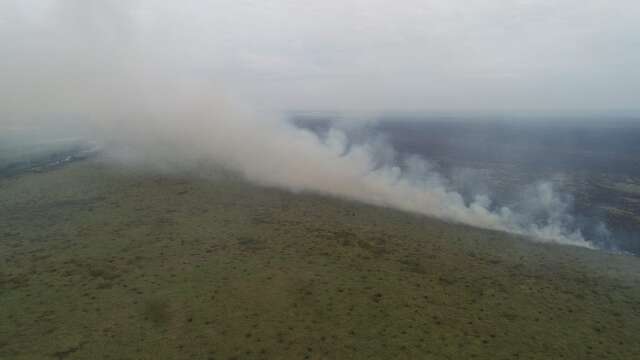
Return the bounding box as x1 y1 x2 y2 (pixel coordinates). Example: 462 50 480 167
142 298 171 325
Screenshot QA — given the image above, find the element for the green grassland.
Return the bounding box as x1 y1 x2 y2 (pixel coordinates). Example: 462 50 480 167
1 159 639 359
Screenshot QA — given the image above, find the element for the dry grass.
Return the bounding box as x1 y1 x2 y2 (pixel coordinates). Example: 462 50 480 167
1 159 639 359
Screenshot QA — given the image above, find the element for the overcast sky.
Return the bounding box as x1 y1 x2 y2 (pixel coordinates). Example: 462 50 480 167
3 0 640 114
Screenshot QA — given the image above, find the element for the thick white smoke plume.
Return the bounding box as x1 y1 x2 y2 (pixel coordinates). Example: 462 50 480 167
0 1 594 248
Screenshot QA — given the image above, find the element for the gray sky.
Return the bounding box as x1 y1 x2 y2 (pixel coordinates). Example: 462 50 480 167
3 0 640 114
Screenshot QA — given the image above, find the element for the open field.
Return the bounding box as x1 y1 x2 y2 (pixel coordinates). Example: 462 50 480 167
1 159 639 359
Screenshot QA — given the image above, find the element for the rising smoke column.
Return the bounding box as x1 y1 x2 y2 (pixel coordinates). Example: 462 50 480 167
0 0 595 249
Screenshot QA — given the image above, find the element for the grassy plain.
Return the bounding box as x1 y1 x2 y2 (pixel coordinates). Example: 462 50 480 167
1 159 639 359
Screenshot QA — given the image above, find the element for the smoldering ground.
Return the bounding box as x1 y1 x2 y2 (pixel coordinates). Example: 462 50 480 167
1 0 617 249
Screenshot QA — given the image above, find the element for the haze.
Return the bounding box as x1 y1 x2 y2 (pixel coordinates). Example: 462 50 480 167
3 0 640 114
3 2 640 358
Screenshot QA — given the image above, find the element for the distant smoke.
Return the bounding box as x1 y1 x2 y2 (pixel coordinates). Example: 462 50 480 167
0 1 596 248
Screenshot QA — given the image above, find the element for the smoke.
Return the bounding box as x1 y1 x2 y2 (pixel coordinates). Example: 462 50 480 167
0 1 596 248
